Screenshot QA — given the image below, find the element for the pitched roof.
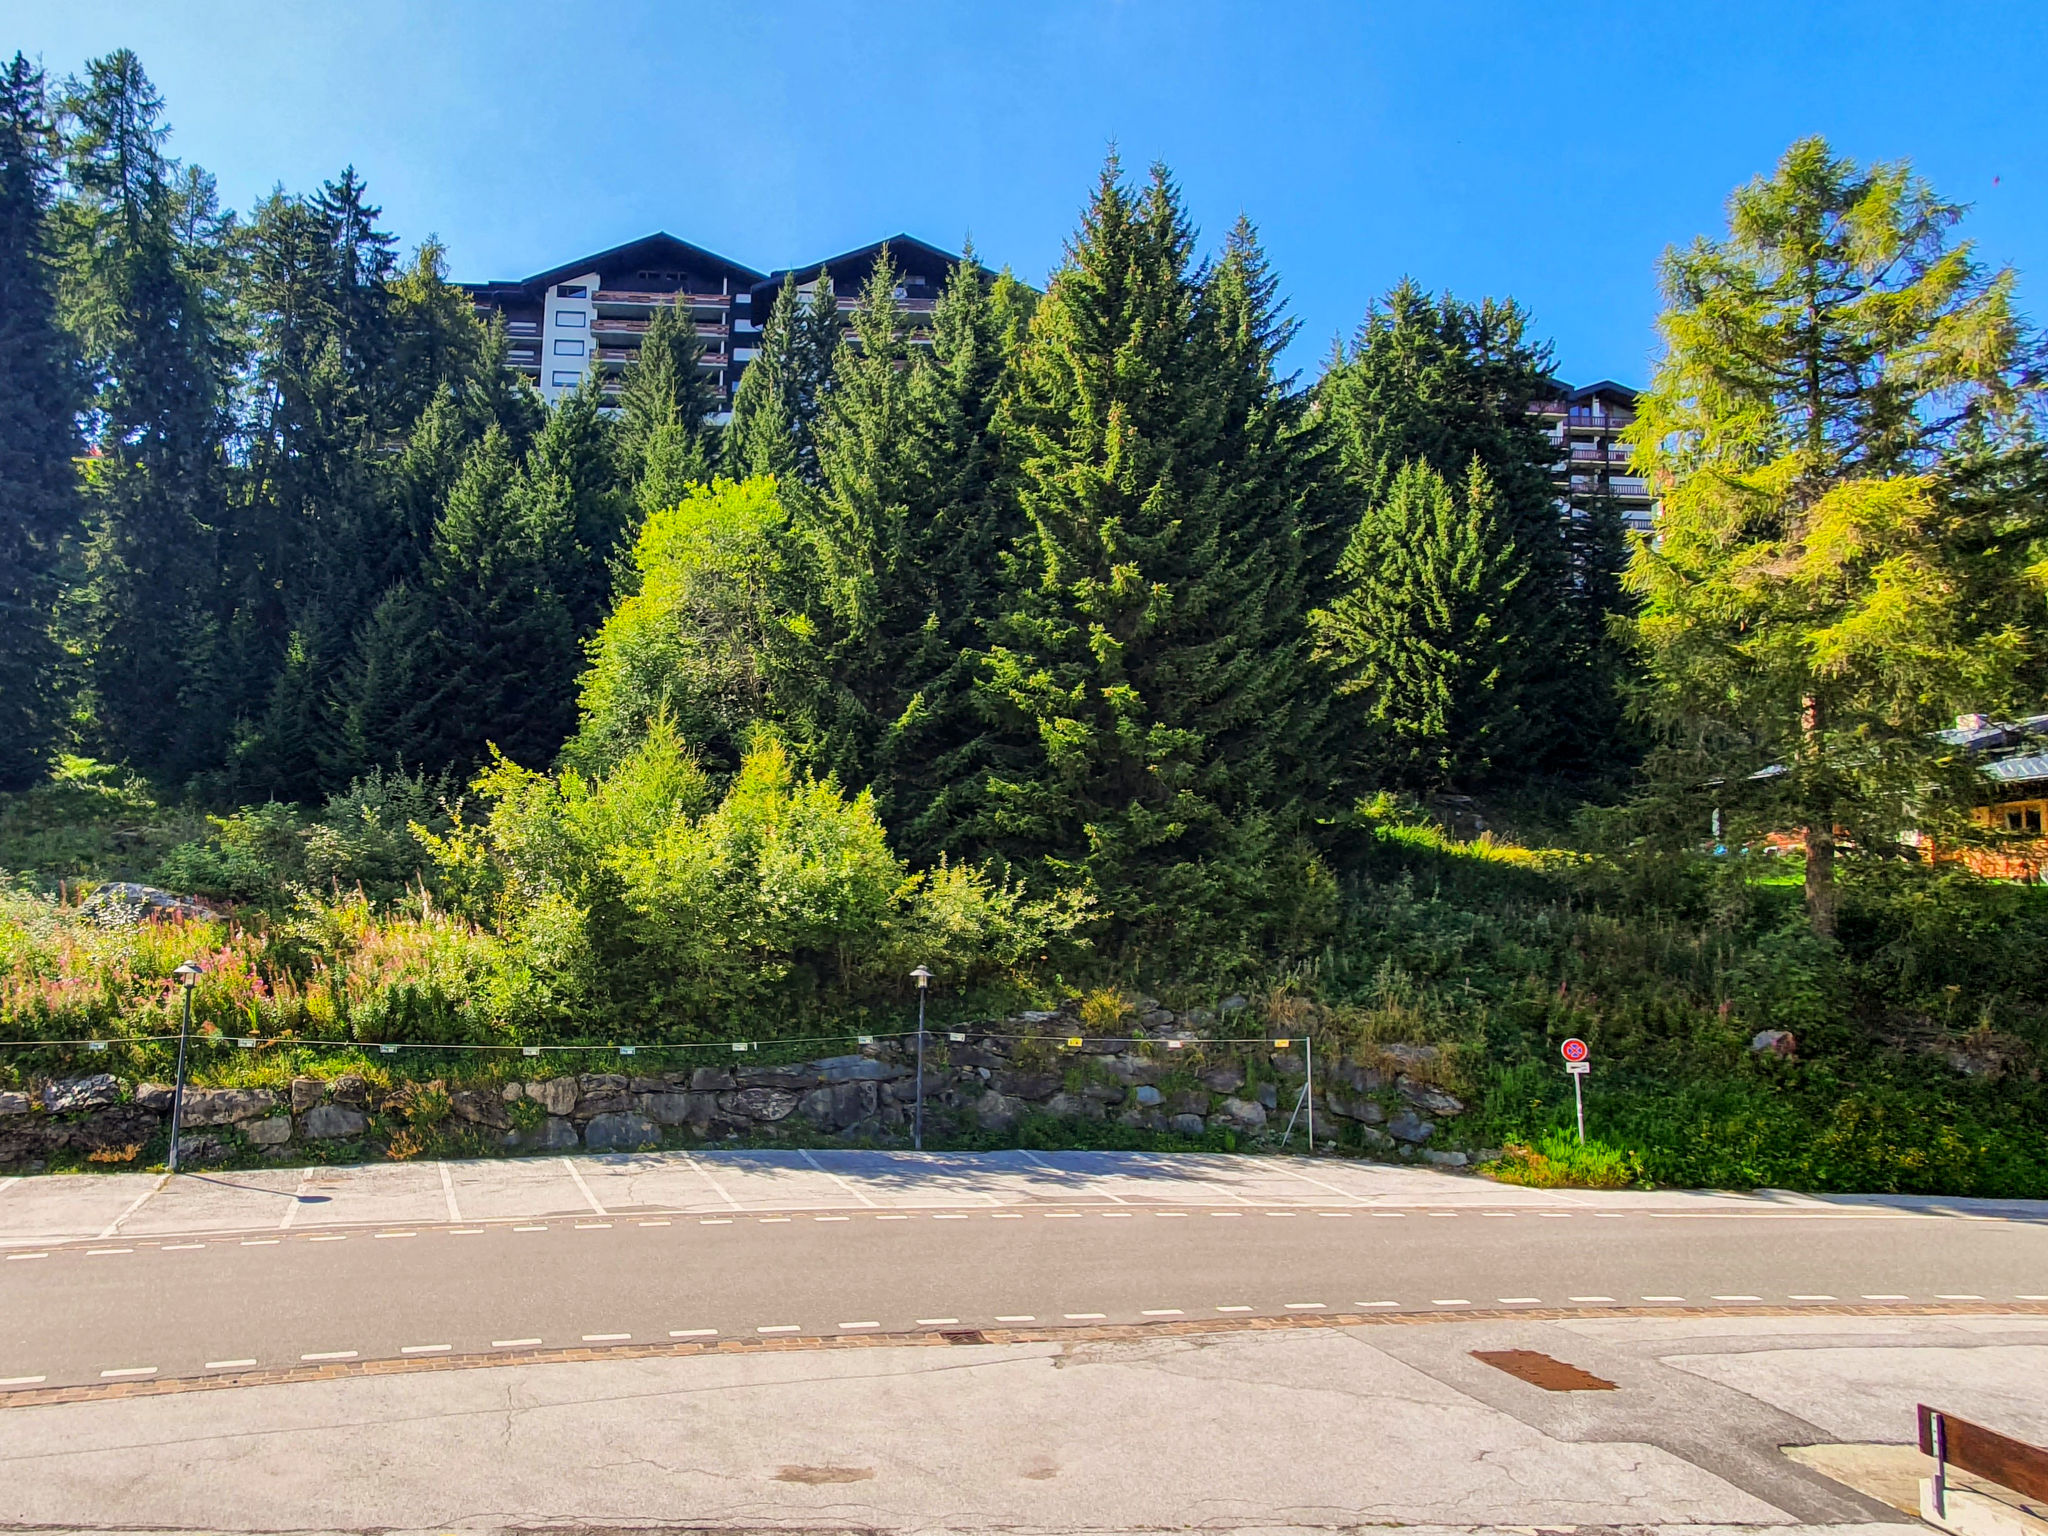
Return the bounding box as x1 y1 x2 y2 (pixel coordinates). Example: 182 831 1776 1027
517 232 766 293
752 234 991 296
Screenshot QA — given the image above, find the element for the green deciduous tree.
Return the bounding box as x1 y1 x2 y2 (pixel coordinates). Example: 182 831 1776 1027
0 54 81 788
1311 459 1524 788
1624 137 2043 935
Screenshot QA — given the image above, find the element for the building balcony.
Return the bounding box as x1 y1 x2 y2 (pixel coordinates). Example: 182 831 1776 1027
505 320 541 338
591 317 730 341
592 290 731 318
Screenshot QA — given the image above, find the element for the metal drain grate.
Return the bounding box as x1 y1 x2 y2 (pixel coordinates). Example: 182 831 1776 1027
1471 1349 1617 1391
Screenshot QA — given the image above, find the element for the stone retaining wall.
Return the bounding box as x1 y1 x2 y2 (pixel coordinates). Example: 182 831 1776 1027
0 1000 1482 1171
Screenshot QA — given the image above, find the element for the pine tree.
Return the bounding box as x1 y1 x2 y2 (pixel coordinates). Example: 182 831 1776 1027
54 50 237 781
978 162 1330 964
387 238 486 429
1625 138 2043 935
1310 459 1524 788
0 54 81 788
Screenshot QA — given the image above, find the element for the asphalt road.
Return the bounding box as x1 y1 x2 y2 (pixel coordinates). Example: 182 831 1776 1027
3 1151 2044 1392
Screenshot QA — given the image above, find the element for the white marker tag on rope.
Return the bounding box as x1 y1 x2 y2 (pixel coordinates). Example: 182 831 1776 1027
380 1043 399 1055
1166 1040 1183 1049
618 1046 636 1057
522 1046 541 1056
857 1034 874 1045
238 1038 257 1049
87 1040 107 1052
949 1031 966 1043
731 1042 749 1053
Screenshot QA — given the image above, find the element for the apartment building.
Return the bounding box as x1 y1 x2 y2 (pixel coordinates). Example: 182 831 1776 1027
1531 380 1656 534
462 231 983 415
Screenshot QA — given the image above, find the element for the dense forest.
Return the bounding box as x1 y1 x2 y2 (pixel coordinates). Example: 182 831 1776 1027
5 51 2047 1192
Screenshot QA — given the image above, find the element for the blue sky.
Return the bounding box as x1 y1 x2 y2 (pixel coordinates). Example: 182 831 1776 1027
6 0 2041 386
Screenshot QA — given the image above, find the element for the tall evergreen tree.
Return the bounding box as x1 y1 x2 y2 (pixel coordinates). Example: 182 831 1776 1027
1310 459 1524 789
1625 138 2043 935
725 273 839 484
520 374 628 637
978 162 1330 964
53 50 237 780
342 427 577 774
1315 281 1627 784
615 302 716 524
0 54 81 788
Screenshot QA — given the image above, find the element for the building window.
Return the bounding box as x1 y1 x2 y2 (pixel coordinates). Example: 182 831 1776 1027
554 310 586 328
552 370 582 388
556 284 588 299
553 338 585 356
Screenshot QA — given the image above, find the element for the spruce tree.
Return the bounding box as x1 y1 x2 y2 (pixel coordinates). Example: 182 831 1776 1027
520 373 627 637
54 50 236 781
978 163 1328 964
0 54 80 788
615 302 716 524
1315 281 1627 785
1310 459 1524 789
725 273 839 485
389 427 578 773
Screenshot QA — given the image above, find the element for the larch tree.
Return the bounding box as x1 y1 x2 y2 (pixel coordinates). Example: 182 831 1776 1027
1625 137 2043 936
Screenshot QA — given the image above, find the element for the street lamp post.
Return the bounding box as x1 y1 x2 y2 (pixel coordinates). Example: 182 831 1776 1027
168 962 202 1174
909 965 931 1151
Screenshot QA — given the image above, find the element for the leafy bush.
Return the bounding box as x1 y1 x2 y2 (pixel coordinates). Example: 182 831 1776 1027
1486 1132 1640 1189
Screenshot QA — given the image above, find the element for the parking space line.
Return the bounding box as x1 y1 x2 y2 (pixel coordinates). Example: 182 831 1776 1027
97 1175 168 1240
438 1161 462 1223
797 1148 878 1207
681 1152 740 1210
279 1173 313 1230
1019 1148 1129 1203
560 1158 607 1216
1265 1161 1369 1205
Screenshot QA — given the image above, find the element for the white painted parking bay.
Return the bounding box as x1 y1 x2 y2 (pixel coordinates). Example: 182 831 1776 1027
2 1149 2038 1245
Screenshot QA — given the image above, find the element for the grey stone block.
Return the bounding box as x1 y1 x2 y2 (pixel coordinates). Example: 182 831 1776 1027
42 1074 121 1113
814 1054 904 1082
301 1103 369 1140
0 1091 29 1116
449 1090 510 1130
689 1067 736 1092
179 1088 279 1127
290 1077 325 1113
992 1069 1060 1101
245 1115 293 1146
133 1082 174 1112
1421 1149 1467 1167
723 1087 799 1122
1043 1091 1106 1122
1386 1110 1433 1144
584 1112 662 1152
1132 1084 1164 1107
329 1074 369 1107
527 1077 577 1116
1169 1113 1207 1137
1219 1096 1268 1129
635 1091 706 1128
1199 1065 1246 1093
972 1091 1024 1131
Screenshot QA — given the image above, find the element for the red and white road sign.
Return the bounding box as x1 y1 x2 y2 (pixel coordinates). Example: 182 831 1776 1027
1560 1037 1589 1063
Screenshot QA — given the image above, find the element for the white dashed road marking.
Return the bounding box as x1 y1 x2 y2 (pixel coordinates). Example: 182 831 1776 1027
757 1324 799 1334
670 1328 716 1338
401 1344 451 1354
582 1333 630 1342
101 1366 156 1378
916 1318 959 1326
301 1350 357 1361
838 1322 879 1330
206 1358 256 1370
493 1338 542 1348
0 1375 48 1386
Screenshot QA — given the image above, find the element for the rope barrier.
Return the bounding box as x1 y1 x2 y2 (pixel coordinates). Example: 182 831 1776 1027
0 1028 1298 1056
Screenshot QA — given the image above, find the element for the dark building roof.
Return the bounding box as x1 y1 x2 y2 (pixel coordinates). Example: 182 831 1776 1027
748 233 990 312
463 232 766 298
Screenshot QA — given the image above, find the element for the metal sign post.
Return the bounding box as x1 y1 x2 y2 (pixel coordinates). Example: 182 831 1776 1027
1560 1038 1590 1144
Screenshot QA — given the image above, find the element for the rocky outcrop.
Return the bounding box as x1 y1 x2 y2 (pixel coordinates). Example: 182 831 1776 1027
80 883 224 925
